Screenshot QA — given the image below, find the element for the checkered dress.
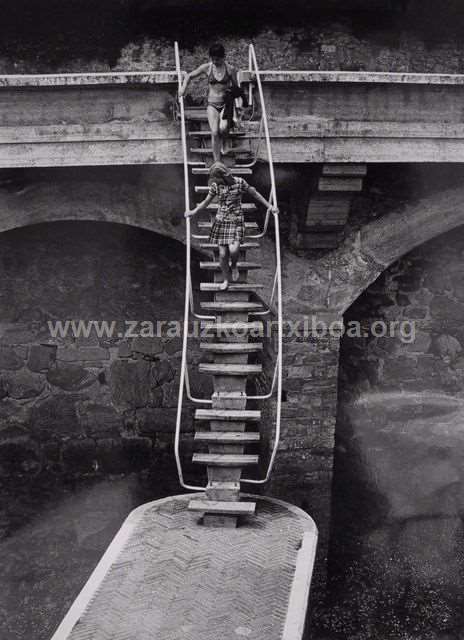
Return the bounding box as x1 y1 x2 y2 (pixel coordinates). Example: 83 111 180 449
208 177 249 246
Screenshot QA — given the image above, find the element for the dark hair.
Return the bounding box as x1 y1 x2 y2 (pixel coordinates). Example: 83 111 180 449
209 43 225 58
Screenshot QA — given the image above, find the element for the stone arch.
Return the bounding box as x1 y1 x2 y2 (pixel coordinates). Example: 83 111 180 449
0 165 187 245
329 184 464 312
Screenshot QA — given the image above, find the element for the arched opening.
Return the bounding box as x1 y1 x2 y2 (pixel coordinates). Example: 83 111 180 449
321 225 464 638
0 219 209 639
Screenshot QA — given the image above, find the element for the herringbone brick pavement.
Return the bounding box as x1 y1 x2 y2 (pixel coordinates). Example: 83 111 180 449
66 496 308 640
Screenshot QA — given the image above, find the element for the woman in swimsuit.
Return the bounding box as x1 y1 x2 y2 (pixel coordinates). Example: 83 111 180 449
179 43 241 162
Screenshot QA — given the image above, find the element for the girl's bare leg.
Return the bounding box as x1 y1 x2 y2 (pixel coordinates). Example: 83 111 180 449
218 245 230 289
207 105 222 163
229 240 240 281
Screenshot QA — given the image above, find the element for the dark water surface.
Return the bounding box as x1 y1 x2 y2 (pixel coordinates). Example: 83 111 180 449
0 471 178 640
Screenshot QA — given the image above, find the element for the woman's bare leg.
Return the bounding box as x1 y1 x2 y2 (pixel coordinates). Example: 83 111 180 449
207 105 222 163
229 240 240 281
219 116 230 154
218 245 230 289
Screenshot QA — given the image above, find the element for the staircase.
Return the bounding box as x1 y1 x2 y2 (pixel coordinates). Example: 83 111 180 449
174 43 282 528
187 103 265 527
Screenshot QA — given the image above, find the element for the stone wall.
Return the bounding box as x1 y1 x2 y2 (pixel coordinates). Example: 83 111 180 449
0 221 210 480
3 1 464 75
320 225 464 639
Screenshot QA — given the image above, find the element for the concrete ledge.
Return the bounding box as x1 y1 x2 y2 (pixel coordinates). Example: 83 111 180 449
0 71 178 87
241 70 464 84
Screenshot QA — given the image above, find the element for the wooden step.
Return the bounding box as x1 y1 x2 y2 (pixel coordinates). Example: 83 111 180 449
200 301 263 312
188 499 256 515
200 342 262 354
200 282 263 291
201 321 263 334
195 408 261 421
192 234 210 240
199 241 259 250
199 363 262 376
197 221 259 231
206 203 256 211
192 453 258 466
199 261 261 271
195 431 260 443
192 166 252 176
188 130 246 137
190 147 251 156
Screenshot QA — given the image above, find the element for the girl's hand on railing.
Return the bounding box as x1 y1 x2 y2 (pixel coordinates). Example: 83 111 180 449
270 205 279 215
184 208 197 218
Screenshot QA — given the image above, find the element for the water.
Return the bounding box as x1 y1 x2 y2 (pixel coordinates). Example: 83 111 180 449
0 470 178 640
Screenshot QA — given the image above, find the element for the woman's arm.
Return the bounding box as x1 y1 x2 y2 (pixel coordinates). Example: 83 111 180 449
179 63 208 97
247 186 279 213
185 192 215 217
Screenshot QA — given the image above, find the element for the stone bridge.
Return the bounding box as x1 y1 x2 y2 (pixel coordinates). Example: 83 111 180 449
2 68 464 581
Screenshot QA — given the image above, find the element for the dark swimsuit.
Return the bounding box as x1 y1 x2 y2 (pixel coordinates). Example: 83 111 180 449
207 63 233 111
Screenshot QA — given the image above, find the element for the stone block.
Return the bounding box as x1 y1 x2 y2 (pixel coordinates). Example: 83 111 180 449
0 346 24 371
109 359 151 409
27 344 57 372
0 328 36 345
78 402 123 437
132 337 164 357
152 359 175 386
47 363 97 391
31 394 82 439
57 346 109 362
136 407 193 435
164 337 182 355
4 370 45 399
117 340 132 358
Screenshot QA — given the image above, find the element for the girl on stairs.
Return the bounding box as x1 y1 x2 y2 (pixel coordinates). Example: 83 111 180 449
179 43 247 162
185 162 278 290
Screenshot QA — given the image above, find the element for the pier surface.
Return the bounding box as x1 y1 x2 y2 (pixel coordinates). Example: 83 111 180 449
51 494 317 640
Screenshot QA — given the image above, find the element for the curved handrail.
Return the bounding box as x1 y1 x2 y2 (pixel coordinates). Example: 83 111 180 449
241 43 282 484
174 41 207 491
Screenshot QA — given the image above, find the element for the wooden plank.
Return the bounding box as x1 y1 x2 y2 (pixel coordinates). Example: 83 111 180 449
200 282 263 291
199 363 262 376
195 409 261 421
199 343 263 353
188 499 256 515
192 453 259 466
194 432 260 443
200 302 263 311
199 261 261 270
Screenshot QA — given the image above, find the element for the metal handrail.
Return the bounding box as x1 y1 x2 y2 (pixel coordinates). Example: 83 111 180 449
174 42 283 489
174 41 207 491
241 43 282 484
